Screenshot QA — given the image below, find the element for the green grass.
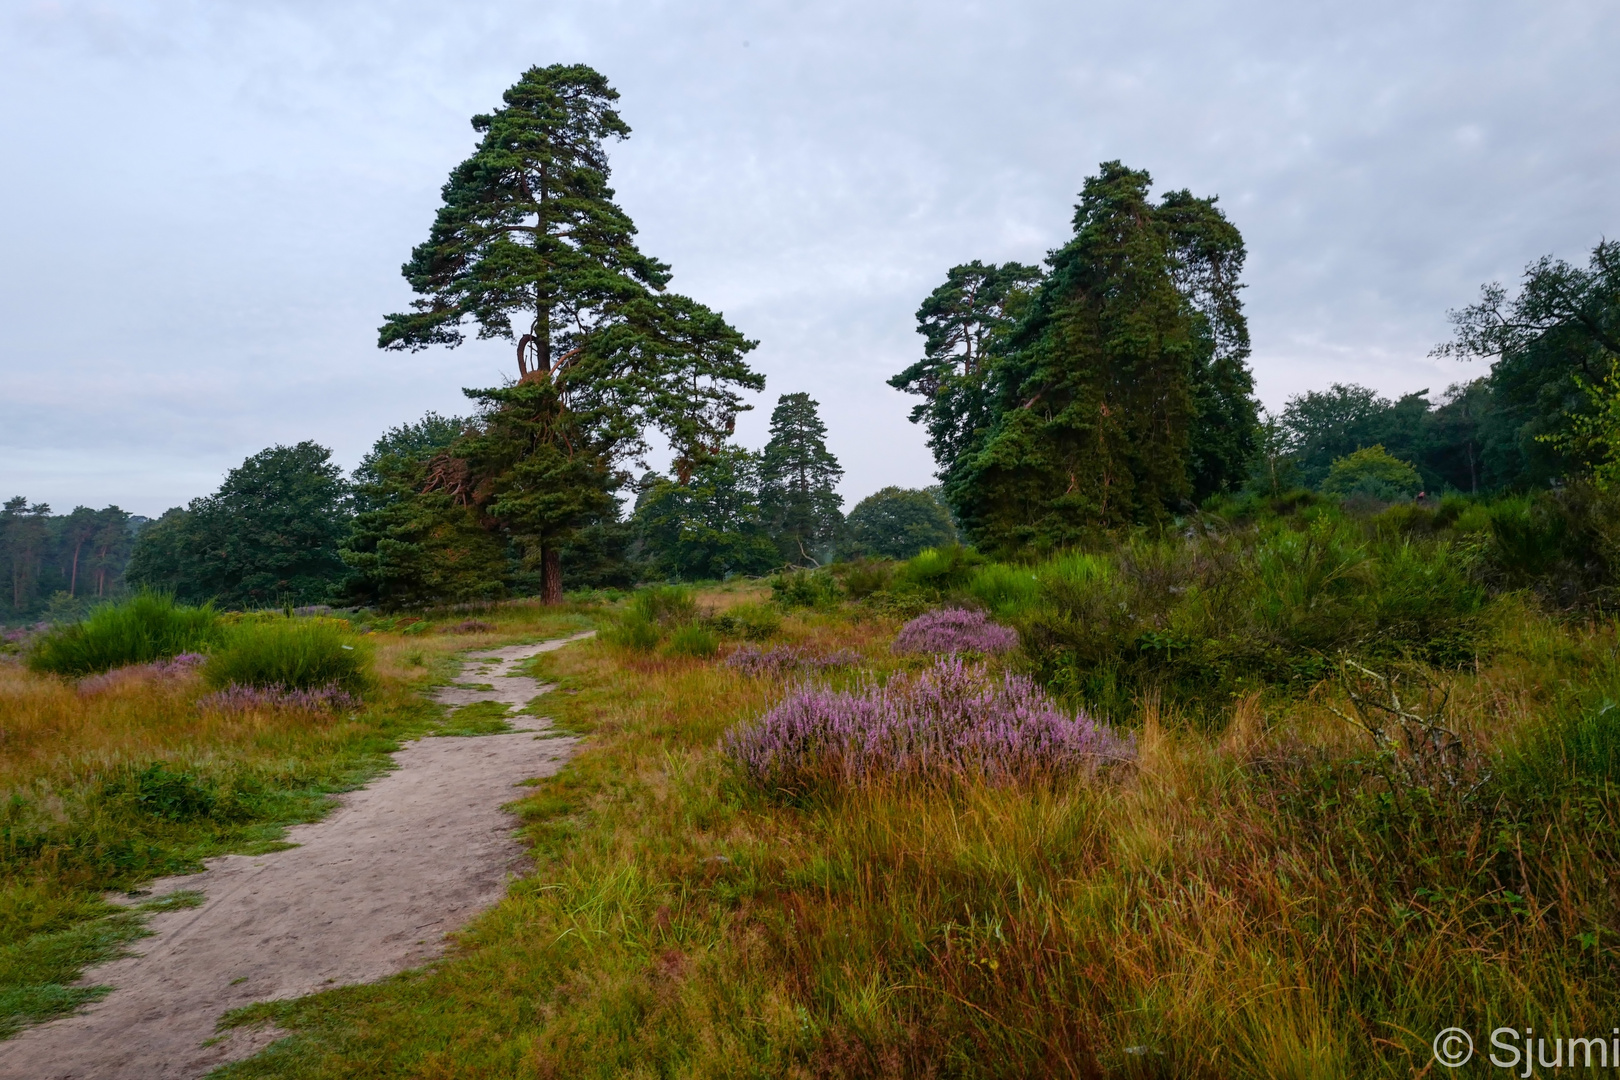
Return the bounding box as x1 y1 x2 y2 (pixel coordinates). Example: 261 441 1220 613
434 701 516 736
26 593 220 676
203 617 375 693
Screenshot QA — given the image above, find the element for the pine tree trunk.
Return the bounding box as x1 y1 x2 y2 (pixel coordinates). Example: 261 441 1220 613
541 545 562 606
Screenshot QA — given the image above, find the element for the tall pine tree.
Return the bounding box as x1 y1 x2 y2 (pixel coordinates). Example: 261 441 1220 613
379 64 762 601
940 163 1256 552
759 393 844 565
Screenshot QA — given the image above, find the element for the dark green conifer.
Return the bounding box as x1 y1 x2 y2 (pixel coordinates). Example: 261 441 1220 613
759 393 844 565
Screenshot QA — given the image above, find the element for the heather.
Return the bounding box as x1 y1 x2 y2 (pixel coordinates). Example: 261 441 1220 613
725 656 1131 792
723 642 862 677
197 683 363 716
890 606 1019 656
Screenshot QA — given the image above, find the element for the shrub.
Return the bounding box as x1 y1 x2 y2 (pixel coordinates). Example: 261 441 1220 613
834 558 894 599
893 544 984 594
202 618 373 695
27 594 221 677
708 602 782 640
630 585 697 626
602 614 662 651
892 608 1019 656
196 683 363 715
966 563 1042 619
666 624 719 658
771 569 843 609
724 656 1132 792
725 644 863 677
1321 445 1421 501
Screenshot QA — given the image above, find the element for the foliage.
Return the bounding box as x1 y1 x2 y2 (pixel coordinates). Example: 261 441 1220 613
889 260 1043 491
340 414 511 610
705 601 781 641
891 608 1019 656
201 618 374 695
1320 444 1422 501
942 163 1258 552
1 500 137 625
725 656 1131 795
769 568 843 609
1540 359 1620 491
127 442 351 610
1436 238 1620 487
664 624 718 659
891 543 985 595
26 594 220 677
378 63 763 602
964 562 1042 620
634 449 779 580
842 486 957 560
759 393 844 566
602 585 695 651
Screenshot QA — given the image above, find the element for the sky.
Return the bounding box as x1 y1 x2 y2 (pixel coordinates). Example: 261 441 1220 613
2 0 1616 517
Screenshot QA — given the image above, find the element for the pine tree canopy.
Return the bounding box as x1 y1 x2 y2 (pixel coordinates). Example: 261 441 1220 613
935 162 1258 552
378 63 763 469
760 392 844 565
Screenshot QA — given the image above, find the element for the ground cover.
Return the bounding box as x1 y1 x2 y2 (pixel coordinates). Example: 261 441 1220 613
0 601 591 1038
206 567 1620 1079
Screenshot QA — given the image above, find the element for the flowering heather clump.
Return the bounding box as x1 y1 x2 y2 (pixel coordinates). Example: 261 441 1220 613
197 683 361 715
76 652 207 694
725 644 863 678
725 656 1132 791
891 608 1019 656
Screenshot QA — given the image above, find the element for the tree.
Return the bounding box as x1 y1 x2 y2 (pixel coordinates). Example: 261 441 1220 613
341 414 511 609
379 64 762 602
759 393 844 565
1 498 50 618
127 443 351 608
1435 239 1620 486
943 163 1257 552
1321 445 1422 502
844 486 957 560
890 261 1042 487
634 448 779 580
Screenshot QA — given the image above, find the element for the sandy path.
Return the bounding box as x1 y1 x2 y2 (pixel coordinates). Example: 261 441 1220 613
0 631 593 1080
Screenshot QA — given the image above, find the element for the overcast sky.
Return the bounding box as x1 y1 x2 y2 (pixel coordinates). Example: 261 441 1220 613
2 0 1616 517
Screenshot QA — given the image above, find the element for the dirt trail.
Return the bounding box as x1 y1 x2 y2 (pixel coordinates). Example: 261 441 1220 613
0 631 593 1080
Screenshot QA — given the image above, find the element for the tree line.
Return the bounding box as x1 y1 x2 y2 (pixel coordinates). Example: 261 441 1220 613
0 500 142 623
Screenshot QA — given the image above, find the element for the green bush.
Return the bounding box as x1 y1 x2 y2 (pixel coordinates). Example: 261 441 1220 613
666 624 719 658
708 602 781 640
834 558 895 599
966 563 1042 620
630 585 697 627
27 594 220 677
893 544 984 594
602 614 662 651
770 569 843 609
1321 445 1421 501
202 618 373 694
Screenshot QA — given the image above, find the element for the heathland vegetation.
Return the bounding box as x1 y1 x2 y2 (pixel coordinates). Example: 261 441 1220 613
4 59 1620 1076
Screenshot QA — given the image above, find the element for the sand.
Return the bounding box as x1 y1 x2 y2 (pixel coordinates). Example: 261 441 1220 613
0 631 593 1080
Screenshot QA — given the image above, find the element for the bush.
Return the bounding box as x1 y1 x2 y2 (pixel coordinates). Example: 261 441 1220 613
27 594 220 677
708 602 782 640
601 615 662 652
724 656 1131 793
1321 445 1421 501
202 617 373 694
892 544 984 594
666 624 719 658
833 558 894 599
966 563 1042 620
770 569 843 609
630 585 697 626
892 608 1019 656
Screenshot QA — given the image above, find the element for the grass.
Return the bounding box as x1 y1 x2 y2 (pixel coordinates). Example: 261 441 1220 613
203 616 375 693
0 602 591 1038
26 593 220 677
196 586 1620 1079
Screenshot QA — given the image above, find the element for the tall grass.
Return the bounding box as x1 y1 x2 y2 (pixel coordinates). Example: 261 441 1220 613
206 604 1620 1079
202 618 374 694
26 594 219 677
